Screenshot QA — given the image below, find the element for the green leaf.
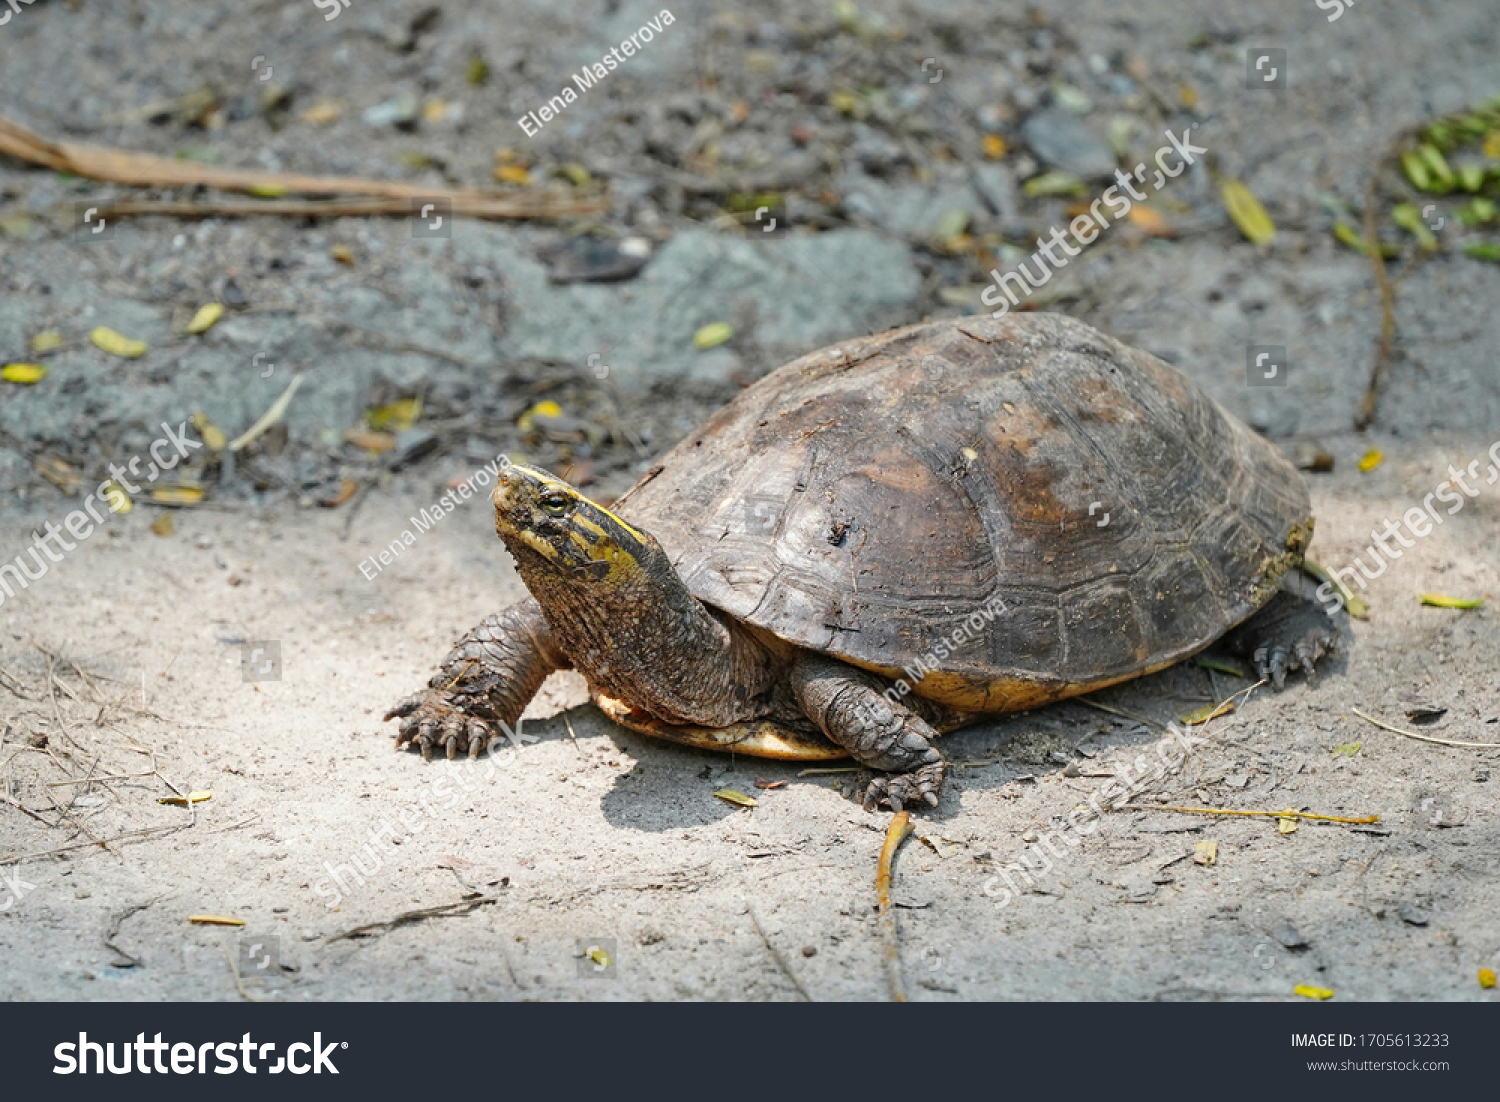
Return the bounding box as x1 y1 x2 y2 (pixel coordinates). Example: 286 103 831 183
1400 149 1432 191
1022 171 1086 198
1391 203 1437 249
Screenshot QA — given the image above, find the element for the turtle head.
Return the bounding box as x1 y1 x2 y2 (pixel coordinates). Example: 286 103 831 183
492 463 657 586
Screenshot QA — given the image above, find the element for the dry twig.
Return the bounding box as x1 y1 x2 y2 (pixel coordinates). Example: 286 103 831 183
1116 804 1379 825
0 115 606 222
746 905 813 1002
323 894 498 944
1352 707 1500 749
877 811 914 1003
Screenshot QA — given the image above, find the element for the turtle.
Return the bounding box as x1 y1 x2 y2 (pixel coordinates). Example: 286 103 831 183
386 312 1345 810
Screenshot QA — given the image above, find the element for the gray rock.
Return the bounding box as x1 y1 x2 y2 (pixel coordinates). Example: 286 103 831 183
455 225 920 392
837 172 987 238
1274 921 1309 949
1397 904 1430 927
1021 108 1118 180
972 164 1022 230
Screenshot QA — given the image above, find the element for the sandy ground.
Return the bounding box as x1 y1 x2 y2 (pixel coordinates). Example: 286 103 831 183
1 426 1496 1001
1 0 1499 1001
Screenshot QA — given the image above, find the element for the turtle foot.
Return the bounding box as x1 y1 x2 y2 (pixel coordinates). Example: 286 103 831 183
1224 570 1349 690
858 760 948 813
386 689 504 761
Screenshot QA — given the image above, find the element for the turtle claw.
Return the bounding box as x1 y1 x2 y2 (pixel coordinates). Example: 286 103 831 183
857 760 948 812
387 689 500 761
1226 573 1347 690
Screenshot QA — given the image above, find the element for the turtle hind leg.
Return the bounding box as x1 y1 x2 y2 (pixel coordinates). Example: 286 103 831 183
1223 567 1349 690
791 653 948 812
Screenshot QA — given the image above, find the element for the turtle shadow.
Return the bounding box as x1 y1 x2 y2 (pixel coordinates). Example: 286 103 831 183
551 647 1345 830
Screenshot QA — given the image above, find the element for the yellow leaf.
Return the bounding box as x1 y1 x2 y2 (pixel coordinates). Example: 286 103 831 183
557 162 593 187
1126 205 1175 237
466 56 490 87
366 397 421 432
586 945 611 968
188 914 245 926
694 322 734 350
191 412 227 452
1023 171 1086 198
185 302 224 335
517 400 562 433
1193 840 1217 867
344 429 396 451
158 791 211 805
1480 968 1497 989
1294 984 1335 1000
1177 82 1198 109
1181 700 1235 725
982 134 1006 160
1302 560 1370 620
1420 593 1484 609
1220 179 1275 245
1358 448 1384 472
714 788 758 807
1484 130 1500 160
1195 657 1248 678
150 513 175 537
90 327 148 358
829 90 865 118
2 363 48 384
1277 816 1298 834
101 480 133 514
421 98 447 123
248 183 288 198
330 244 355 265
299 100 345 125
30 329 63 353
150 486 206 506
494 164 531 186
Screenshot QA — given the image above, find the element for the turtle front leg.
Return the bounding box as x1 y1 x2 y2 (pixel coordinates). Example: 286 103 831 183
1222 566 1349 689
791 653 948 812
386 598 570 760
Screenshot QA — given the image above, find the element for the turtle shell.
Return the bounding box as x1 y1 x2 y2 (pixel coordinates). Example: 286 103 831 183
613 313 1312 714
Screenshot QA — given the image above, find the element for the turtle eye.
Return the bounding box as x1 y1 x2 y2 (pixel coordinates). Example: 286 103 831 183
539 492 572 517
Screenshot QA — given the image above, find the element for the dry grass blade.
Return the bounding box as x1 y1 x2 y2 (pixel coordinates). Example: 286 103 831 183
1351 706 1500 749
323 894 498 943
103 897 163 968
747 905 813 1001
224 942 270 1002
877 810 915 1003
0 822 187 865
0 115 605 221
1117 804 1379 825
1355 178 1399 430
